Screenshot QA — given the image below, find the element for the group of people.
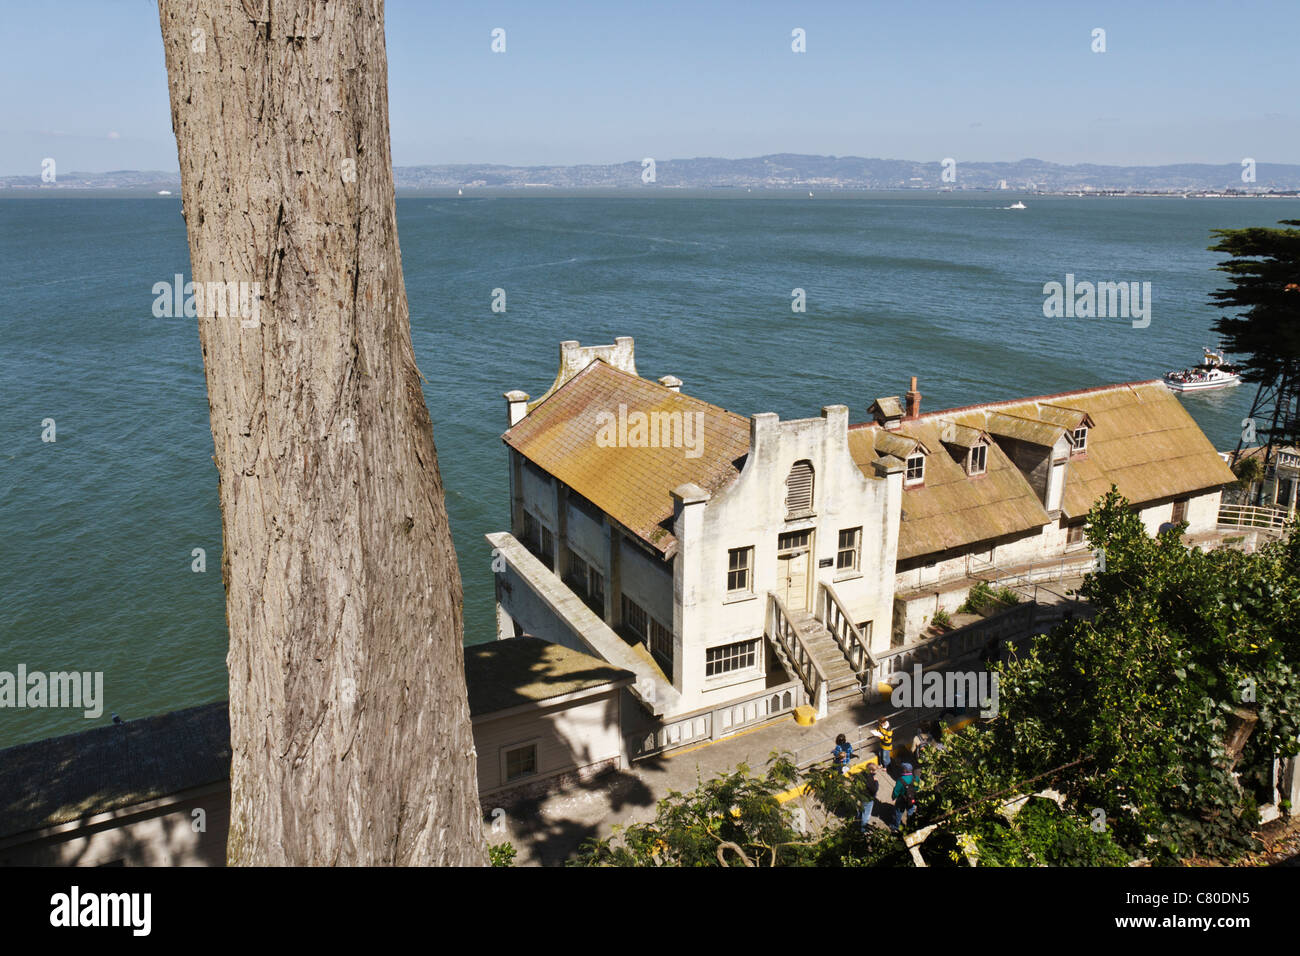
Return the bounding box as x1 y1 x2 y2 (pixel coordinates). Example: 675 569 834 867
831 717 942 835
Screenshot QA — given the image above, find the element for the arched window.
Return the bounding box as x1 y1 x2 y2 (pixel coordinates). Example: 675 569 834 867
786 460 814 516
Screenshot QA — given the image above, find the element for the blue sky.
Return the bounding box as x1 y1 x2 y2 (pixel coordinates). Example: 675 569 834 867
2 0 1296 175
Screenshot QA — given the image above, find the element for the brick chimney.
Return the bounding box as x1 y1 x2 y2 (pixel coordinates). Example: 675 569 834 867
904 377 921 421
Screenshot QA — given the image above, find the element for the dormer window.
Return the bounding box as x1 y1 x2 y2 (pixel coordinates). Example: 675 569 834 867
905 453 925 485
968 443 987 476
1071 427 1088 454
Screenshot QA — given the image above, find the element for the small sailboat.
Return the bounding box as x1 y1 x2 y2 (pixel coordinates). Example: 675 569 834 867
457 187 463 196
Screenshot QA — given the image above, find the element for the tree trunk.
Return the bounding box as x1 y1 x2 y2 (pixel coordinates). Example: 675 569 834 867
157 0 486 865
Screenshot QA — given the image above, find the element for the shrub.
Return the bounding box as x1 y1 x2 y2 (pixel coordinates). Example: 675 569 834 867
488 842 517 867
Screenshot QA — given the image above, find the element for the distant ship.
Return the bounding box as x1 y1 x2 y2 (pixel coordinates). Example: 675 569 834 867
157 190 172 196
1008 201 1026 209
1164 347 1242 392
457 188 463 196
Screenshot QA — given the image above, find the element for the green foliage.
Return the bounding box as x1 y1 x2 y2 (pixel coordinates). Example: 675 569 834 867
994 587 1022 606
958 581 996 614
571 754 912 867
488 841 517 867
931 608 952 628
1232 456 1265 488
962 798 1130 867
923 489 1300 864
1208 220 1300 388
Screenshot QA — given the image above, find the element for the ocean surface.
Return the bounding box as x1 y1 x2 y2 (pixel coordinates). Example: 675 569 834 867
1 192 1293 747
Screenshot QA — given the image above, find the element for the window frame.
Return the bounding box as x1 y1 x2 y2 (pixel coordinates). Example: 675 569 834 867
727 546 754 596
905 453 925 485
650 617 674 672
621 594 648 641
836 527 862 573
968 442 987 476
1171 498 1188 525
502 740 540 783
705 639 759 678
1071 427 1088 455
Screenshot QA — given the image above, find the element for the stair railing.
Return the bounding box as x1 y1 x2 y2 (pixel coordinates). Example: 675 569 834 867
815 580 876 678
766 591 828 716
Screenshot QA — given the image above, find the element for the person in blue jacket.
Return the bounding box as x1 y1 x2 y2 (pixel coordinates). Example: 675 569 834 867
832 733 854 776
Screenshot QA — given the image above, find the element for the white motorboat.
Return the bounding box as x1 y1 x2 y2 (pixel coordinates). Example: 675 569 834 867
1164 347 1242 392
1008 201 1026 209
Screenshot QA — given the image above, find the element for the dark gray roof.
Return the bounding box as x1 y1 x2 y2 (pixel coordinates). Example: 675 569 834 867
1 642 633 838
464 638 634 716
0 700 231 839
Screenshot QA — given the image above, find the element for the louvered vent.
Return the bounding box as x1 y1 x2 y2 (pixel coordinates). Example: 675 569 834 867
786 460 814 516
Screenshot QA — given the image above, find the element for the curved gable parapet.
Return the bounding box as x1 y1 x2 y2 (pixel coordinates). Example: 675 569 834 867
530 337 638 410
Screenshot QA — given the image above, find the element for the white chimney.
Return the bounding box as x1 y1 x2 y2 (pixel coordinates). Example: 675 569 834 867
503 390 530 428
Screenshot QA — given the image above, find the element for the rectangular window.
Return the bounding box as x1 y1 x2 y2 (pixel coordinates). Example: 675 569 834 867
522 511 539 551
706 640 758 677
1066 524 1085 546
727 546 753 594
836 527 862 572
565 549 590 594
968 443 987 476
650 618 673 671
906 454 925 484
622 595 648 640
539 526 554 570
504 743 538 782
1071 427 1088 453
588 567 605 616
1171 499 1188 524
777 530 811 552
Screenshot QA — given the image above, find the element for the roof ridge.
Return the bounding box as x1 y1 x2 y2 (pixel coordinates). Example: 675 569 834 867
850 379 1161 429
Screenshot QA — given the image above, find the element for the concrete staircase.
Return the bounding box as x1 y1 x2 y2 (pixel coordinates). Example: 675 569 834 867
787 611 862 703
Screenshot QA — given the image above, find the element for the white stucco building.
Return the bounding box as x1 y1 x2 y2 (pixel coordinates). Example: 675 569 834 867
488 338 1236 752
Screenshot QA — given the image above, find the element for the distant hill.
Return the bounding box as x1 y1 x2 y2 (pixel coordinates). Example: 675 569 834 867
5 155 1299 193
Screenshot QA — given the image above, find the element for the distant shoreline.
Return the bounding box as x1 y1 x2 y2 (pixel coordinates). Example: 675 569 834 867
2 187 1297 200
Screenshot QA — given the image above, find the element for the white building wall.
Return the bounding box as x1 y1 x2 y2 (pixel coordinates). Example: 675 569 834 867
670 406 901 715
473 691 625 795
564 501 606 570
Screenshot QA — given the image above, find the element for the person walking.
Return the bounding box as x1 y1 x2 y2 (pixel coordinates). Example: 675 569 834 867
891 763 919 833
859 769 880 832
871 719 893 768
832 733 855 776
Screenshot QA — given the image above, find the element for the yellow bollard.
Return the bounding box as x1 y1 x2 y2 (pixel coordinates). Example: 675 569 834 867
793 704 816 726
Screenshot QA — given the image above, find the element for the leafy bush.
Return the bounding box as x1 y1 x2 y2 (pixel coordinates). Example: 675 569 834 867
957 581 996 614
488 842 517 867
931 608 952 628
993 587 1021 606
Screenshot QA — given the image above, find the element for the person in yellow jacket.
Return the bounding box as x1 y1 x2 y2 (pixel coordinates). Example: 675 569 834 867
871 719 893 768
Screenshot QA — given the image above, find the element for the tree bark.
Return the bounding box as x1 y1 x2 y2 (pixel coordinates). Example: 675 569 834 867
157 0 486 865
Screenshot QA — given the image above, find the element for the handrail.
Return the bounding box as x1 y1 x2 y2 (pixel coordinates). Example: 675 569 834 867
816 580 876 676
1218 503 1292 530
869 601 1038 687
766 591 828 706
